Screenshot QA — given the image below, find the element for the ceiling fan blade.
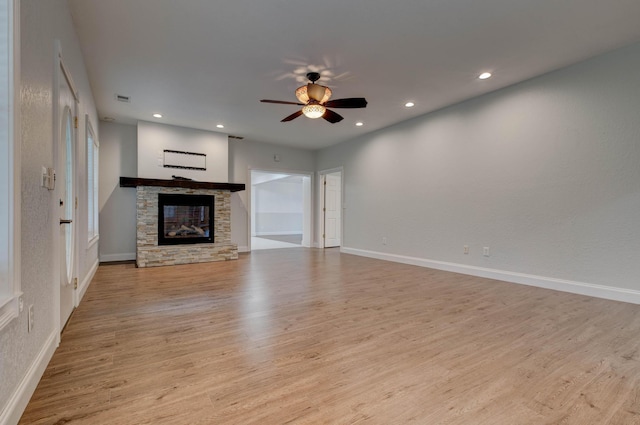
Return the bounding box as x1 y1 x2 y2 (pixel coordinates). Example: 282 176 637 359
324 98 368 108
281 110 304 122
323 109 344 124
261 99 305 106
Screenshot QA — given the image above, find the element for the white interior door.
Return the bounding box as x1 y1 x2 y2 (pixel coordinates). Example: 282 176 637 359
58 63 77 329
324 173 341 248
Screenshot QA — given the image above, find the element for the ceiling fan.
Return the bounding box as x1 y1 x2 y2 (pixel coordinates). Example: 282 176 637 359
260 72 367 123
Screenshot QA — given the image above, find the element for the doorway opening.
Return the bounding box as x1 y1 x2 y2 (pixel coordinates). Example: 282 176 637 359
250 170 312 251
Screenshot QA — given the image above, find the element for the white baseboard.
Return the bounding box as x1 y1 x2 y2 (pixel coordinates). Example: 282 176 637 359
238 246 249 253
99 252 135 263
76 258 99 305
341 247 640 305
0 330 57 425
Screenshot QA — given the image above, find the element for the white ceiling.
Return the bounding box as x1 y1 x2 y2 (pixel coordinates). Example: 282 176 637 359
68 0 640 150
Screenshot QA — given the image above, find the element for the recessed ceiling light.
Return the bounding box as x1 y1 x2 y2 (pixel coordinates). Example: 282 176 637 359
356 122 364 127
405 102 415 108
216 124 224 129
479 72 492 80
152 113 162 118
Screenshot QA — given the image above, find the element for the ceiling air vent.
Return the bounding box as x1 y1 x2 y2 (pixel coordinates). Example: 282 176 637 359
115 94 131 103
228 135 244 140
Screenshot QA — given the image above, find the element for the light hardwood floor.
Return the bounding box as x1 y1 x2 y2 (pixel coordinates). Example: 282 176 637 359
20 249 640 424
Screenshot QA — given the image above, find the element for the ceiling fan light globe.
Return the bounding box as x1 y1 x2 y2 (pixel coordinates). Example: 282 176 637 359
307 83 327 102
295 85 309 103
302 104 326 119
295 84 332 104
320 87 332 104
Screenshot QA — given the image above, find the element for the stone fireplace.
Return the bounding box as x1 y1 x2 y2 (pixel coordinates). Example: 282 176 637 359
120 177 245 268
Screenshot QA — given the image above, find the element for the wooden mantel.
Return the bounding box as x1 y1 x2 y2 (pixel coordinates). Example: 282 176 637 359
119 177 245 192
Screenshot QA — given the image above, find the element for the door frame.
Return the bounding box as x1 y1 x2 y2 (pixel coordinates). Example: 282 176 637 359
52 41 79 339
317 167 344 249
247 167 314 251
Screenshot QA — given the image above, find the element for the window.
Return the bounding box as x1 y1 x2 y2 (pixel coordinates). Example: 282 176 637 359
0 0 20 330
86 116 99 242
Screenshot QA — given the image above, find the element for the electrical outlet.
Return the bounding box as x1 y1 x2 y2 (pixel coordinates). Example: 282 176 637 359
483 246 490 257
28 305 34 332
382 237 388 245
463 245 469 255
18 296 24 312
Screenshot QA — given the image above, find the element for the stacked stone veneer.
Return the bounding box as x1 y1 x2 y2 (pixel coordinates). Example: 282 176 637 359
136 186 238 267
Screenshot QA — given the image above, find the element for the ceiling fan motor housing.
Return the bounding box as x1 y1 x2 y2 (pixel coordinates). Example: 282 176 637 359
306 72 321 83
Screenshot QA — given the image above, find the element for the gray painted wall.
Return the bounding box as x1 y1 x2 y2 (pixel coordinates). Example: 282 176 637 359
1 0 99 419
98 122 137 261
317 42 640 292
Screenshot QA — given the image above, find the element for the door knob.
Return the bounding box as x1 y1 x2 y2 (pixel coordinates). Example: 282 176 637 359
60 219 72 224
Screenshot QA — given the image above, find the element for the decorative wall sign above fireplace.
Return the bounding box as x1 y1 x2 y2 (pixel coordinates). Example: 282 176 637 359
157 193 215 245
163 149 207 171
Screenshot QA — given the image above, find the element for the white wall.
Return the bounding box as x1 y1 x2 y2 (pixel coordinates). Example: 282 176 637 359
0 0 99 422
137 121 228 182
317 42 640 300
253 177 304 235
228 139 316 250
99 122 137 261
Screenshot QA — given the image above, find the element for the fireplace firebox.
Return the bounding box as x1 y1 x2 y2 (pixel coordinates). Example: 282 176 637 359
157 193 215 245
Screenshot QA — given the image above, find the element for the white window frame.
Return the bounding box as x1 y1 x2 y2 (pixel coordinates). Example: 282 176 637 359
0 0 21 331
86 116 99 245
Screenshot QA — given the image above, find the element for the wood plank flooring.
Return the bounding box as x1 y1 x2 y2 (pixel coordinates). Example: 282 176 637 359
19 249 640 424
